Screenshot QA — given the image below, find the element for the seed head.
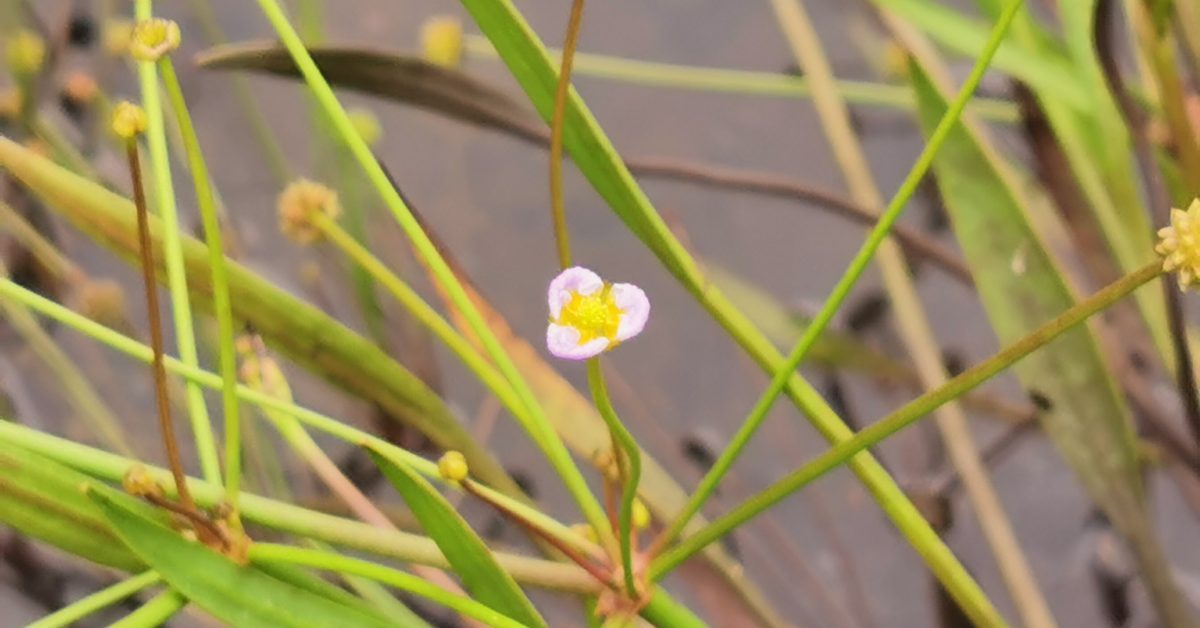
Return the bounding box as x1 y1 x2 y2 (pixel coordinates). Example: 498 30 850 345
111 101 147 139
1156 199 1200 290
278 179 341 245
420 15 464 68
6 30 45 77
438 450 469 482
129 18 180 62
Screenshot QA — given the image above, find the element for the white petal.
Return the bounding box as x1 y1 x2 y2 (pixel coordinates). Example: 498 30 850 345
546 323 610 360
611 283 650 342
547 266 603 319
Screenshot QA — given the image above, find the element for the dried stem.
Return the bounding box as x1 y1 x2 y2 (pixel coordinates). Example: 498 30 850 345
124 140 192 511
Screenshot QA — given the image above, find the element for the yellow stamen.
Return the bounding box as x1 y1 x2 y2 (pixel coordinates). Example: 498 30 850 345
557 286 621 345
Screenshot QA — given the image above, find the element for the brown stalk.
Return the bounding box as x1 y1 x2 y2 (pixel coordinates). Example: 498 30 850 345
548 0 587 269
462 478 616 589
124 141 194 511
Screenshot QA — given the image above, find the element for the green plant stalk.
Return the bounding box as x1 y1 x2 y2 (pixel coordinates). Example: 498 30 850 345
0 277 596 557
249 543 524 628
768 1 1051 625
108 589 186 628
158 58 244 514
0 419 595 591
587 359 640 596
332 142 389 348
251 0 613 551
458 0 994 621
652 261 1165 577
460 35 1020 122
133 0 221 486
183 0 291 183
659 0 1023 553
28 571 162 628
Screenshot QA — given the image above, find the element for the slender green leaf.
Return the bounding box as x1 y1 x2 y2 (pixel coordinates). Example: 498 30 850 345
909 61 1191 624
88 485 396 628
0 441 142 571
366 447 546 628
0 136 522 500
109 590 187 628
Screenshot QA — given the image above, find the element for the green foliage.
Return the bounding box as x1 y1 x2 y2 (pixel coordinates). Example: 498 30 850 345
89 486 396 628
367 447 546 627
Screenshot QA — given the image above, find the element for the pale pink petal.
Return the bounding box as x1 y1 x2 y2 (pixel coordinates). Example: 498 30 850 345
611 283 649 342
548 266 603 319
547 323 610 360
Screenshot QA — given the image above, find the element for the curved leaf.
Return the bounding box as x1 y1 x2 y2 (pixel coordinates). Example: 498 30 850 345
367 447 546 628
88 486 396 628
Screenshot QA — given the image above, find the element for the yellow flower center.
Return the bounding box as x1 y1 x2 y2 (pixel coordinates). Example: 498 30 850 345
558 287 621 344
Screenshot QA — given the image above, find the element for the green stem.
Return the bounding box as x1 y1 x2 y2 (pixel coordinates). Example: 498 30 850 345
108 589 186 628
652 261 1165 577
251 0 613 551
656 0 1025 554
133 0 220 486
28 571 162 628
586 359 640 596
158 58 243 514
0 277 592 556
249 543 525 628
0 420 596 592
461 35 1020 123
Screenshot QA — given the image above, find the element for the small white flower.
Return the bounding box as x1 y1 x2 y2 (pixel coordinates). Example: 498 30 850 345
546 267 649 360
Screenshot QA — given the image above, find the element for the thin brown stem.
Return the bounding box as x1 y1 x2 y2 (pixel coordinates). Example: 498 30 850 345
125 141 193 511
548 0 586 269
462 478 615 589
627 156 973 285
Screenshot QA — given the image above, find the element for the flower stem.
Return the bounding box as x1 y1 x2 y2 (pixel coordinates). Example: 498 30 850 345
587 359 640 596
548 0 586 269
651 261 1165 577
158 57 243 518
124 139 193 512
28 571 162 628
134 0 221 486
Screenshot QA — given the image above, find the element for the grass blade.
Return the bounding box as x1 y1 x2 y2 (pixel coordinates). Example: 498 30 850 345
367 446 546 627
88 486 394 628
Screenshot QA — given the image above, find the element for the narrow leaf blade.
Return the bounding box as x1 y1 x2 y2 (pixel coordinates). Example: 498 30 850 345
88 486 394 628
366 447 546 628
